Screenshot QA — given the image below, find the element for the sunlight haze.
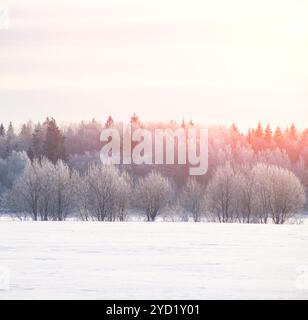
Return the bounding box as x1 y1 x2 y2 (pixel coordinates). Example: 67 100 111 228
0 0 307 130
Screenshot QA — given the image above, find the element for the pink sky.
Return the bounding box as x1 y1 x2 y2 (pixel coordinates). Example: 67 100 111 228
0 0 307 130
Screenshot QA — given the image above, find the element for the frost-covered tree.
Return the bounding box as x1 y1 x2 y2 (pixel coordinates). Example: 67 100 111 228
74 165 131 221
136 171 172 221
259 164 304 224
0 151 30 194
293 158 308 210
82 165 120 221
206 163 239 223
181 178 206 222
269 166 305 224
255 149 291 169
37 158 55 220
236 168 259 223
251 164 273 223
0 136 6 159
73 172 91 221
206 163 305 224
115 172 132 221
251 164 306 224
48 160 76 221
4 159 44 220
3 158 76 221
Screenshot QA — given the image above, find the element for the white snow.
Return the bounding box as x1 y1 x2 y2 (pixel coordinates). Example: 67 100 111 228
0 222 307 300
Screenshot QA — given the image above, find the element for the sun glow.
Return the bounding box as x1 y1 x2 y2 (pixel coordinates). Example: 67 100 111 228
0 0 308 130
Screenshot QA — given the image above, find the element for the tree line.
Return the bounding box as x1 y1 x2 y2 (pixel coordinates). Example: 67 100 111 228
0 116 307 167
0 115 307 222
0 158 305 224
1 158 305 224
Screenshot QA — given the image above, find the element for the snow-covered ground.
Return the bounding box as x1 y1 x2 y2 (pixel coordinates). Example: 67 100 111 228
0 222 307 300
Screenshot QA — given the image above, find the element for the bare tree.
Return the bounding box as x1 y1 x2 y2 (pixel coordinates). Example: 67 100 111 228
50 160 76 221
3 158 76 221
251 163 306 224
83 165 120 221
4 160 43 220
181 178 206 222
38 158 55 221
206 163 239 223
136 171 172 221
266 165 305 224
251 164 272 223
115 172 132 221
73 172 91 221
236 168 259 223
74 165 132 222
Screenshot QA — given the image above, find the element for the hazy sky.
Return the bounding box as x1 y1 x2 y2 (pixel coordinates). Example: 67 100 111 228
0 0 307 130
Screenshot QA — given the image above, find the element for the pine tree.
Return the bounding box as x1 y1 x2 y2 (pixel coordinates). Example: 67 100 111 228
287 124 297 140
43 118 67 164
4 122 16 157
7 122 15 138
32 123 45 161
131 113 140 126
247 129 253 145
255 122 263 139
230 123 241 152
19 122 32 138
105 115 114 128
0 123 5 137
298 129 308 158
300 129 308 146
231 123 239 134
264 124 272 145
274 127 284 149
181 119 186 129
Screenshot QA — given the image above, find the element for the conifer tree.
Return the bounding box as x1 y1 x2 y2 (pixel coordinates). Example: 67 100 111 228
181 119 186 129
264 124 272 145
274 127 284 149
7 122 15 137
287 124 297 140
255 123 263 139
0 123 5 137
31 123 45 161
43 118 67 164
131 113 138 123
105 116 114 128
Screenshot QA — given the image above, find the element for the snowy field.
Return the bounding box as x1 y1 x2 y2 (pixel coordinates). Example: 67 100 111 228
0 222 308 300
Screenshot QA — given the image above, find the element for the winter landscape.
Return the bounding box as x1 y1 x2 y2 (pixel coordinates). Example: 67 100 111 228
0 222 307 300
1 0 308 301
0 118 307 300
